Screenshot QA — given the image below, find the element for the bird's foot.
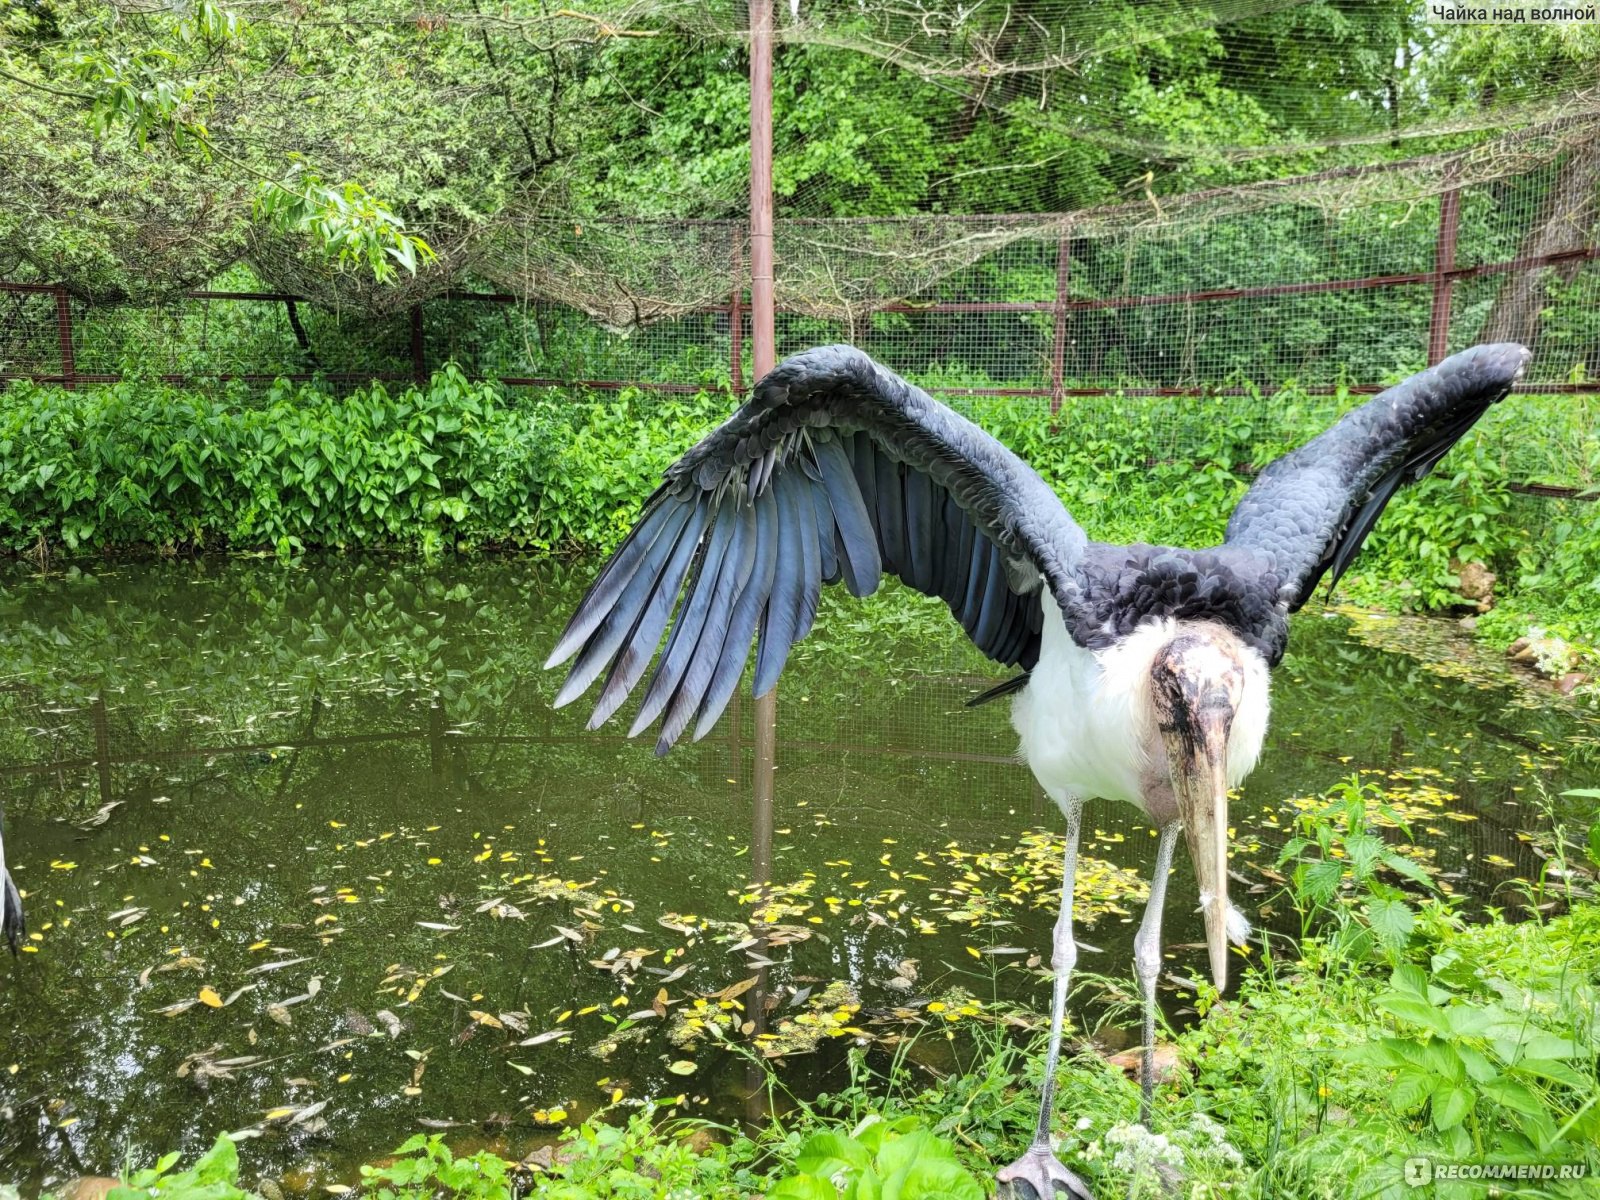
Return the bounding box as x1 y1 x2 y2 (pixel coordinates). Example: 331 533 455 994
995 1143 1094 1200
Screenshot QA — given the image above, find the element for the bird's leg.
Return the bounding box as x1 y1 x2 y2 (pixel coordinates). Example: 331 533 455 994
1133 822 1180 1126
996 797 1093 1200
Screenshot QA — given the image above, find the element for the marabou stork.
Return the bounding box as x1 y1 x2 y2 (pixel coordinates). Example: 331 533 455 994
546 341 1529 1199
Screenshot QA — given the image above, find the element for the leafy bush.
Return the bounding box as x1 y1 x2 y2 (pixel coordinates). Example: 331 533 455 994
0 368 559 557
360 1134 512 1200
766 1117 985 1200
2 373 1596 669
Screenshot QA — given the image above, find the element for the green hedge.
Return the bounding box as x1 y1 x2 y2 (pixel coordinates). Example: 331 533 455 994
0 372 1595 650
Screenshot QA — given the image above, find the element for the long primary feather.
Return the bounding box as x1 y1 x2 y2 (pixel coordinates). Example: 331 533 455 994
630 505 738 736
693 488 780 740
587 502 710 729
655 503 759 752
545 498 678 668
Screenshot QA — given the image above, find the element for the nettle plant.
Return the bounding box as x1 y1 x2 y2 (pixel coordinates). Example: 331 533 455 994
1346 958 1600 1159
1276 776 1438 961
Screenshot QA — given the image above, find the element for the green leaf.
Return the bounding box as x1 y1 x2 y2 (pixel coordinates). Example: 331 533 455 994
1365 897 1415 949
769 1177 843 1200
876 1130 950 1177
795 1130 873 1177
189 1133 241 1184
1377 993 1447 1033
1480 1077 1548 1119
1432 1084 1473 1131
1391 1068 1437 1112
1389 963 1430 999
1300 859 1344 903
1383 852 1436 889
884 1160 984 1200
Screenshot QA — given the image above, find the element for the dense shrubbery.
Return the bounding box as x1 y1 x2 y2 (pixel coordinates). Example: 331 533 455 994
0 370 559 558
1 372 1595 658
0 372 730 559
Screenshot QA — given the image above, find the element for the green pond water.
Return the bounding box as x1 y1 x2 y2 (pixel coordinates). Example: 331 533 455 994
0 557 1594 1192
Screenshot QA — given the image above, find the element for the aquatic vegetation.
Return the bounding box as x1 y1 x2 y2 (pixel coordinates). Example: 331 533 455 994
1275 775 1439 956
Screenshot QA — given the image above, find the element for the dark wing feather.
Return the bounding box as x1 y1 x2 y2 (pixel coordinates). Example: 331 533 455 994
0 819 22 956
547 344 1088 752
1225 343 1529 611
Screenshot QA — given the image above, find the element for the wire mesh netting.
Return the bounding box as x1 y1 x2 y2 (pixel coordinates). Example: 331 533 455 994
4 146 1598 493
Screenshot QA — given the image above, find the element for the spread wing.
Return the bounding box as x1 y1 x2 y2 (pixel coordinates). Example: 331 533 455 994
545 344 1088 753
1225 343 1529 611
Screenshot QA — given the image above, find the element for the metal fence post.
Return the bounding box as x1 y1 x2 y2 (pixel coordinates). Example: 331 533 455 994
55 286 76 390
749 0 777 894
410 304 427 387
1050 233 1070 416
730 226 745 393
1429 177 1462 366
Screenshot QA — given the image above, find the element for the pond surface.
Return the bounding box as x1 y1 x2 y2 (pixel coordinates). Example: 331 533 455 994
0 557 1593 1192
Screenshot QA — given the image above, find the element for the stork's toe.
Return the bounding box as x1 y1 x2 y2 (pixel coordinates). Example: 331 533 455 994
996 1143 1094 1200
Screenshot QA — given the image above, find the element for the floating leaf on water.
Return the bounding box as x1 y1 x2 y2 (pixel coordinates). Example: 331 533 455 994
416 922 460 932
507 1062 534 1075
246 957 310 975
75 800 124 830
467 1010 504 1030
518 1030 571 1048
667 1060 697 1075
715 977 759 1003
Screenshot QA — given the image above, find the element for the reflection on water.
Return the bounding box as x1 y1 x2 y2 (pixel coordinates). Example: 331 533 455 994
0 557 1592 1191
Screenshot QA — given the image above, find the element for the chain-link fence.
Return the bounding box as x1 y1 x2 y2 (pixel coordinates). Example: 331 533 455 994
5 145 1598 498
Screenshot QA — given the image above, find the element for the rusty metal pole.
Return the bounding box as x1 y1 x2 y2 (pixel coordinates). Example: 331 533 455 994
748 0 777 899
410 304 427 387
730 227 745 393
1428 178 1462 366
1049 233 1070 418
55 286 76 391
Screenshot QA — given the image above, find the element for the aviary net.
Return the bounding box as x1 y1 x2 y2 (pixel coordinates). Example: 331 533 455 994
1 1 1596 499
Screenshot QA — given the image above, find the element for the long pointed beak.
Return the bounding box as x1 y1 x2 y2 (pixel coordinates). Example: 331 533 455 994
1163 707 1232 992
